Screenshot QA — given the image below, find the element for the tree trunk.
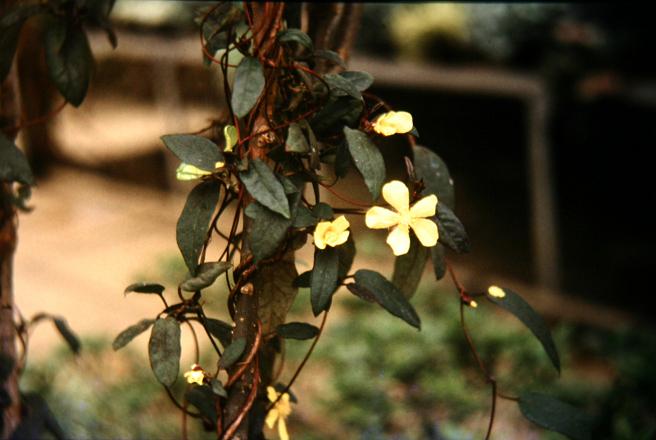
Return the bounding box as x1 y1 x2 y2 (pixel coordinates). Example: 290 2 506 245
0 65 22 439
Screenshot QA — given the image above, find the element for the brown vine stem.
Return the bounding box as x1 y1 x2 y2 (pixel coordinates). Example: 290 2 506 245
225 320 262 388
320 182 372 208
10 99 67 132
266 310 329 412
222 356 260 440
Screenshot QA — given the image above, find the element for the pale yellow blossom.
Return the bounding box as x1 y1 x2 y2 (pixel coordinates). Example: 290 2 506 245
266 386 292 440
223 125 238 153
487 285 506 298
183 364 206 386
372 111 414 136
365 180 438 256
469 300 478 308
313 216 350 249
175 161 225 181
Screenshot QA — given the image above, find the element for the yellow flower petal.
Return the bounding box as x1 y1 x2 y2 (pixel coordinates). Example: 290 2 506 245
331 215 350 232
382 180 410 214
409 194 438 218
278 417 289 440
265 408 279 429
224 125 238 153
470 300 478 308
267 386 278 402
314 216 350 249
183 368 205 386
387 224 411 256
410 218 439 247
365 206 400 229
176 163 212 181
372 111 414 136
313 221 330 249
487 285 506 298
329 230 350 247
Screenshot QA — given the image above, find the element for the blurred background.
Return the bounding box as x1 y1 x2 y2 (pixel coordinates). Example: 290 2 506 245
12 2 656 439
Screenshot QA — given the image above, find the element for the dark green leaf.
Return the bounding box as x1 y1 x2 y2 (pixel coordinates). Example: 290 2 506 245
312 202 334 220
278 29 313 53
293 270 312 288
430 243 447 280
180 261 232 291
311 247 339 315
488 287 560 372
231 57 264 118
11 184 33 212
0 5 43 82
124 282 165 295
240 159 290 219
353 270 421 329
84 0 117 48
0 133 34 185
310 96 363 134
148 317 181 386
292 205 316 228
44 21 93 107
435 204 470 253
344 127 386 200
245 201 291 262
334 141 352 178
176 181 220 274
211 378 228 398
256 255 298 333
392 235 428 298
313 49 345 68
53 317 80 354
161 134 223 171
277 322 319 340
519 392 593 440
324 73 362 100
11 393 67 440
337 234 356 279
203 318 233 348
113 319 155 351
185 385 217 425
339 71 374 92
219 337 246 369
413 145 455 209
285 122 309 153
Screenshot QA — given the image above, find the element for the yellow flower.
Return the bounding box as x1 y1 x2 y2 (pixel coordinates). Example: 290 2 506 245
371 111 414 136
313 215 350 249
365 180 438 256
487 285 506 298
183 364 206 386
223 125 238 153
469 300 478 308
175 161 225 181
266 386 292 440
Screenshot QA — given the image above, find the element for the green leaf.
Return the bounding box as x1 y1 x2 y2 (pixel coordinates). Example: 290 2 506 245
44 21 93 107
293 270 312 288
0 5 43 82
344 127 386 200
244 201 291 262
161 134 223 171
277 322 319 340
0 133 34 185
53 317 80 354
324 73 362 100
211 378 228 398
148 317 181 386
219 337 246 369
312 203 334 221
292 205 316 228
518 392 593 440
313 49 345 68
203 318 233 348
240 159 290 219
353 270 421 329
278 29 313 53
231 57 265 118
430 243 447 280
285 122 309 153
255 255 298 333
392 235 428 298
337 234 356 279
113 319 155 351
180 261 232 292
488 287 560 372
124 282 165 295
413 145 455 209
339 71 374 92
311 96 363 134
435 204 470 253
176 181 220 274
310 247 339 316
185 385 217 426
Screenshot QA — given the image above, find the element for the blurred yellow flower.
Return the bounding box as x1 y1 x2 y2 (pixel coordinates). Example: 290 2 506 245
266 386 292 440
183 364 205 386
314 215 350 249
223 125 238 153
469 300 478 308
487 285 506 298
365 180 438 256
175 161 225 181
371 111 414 136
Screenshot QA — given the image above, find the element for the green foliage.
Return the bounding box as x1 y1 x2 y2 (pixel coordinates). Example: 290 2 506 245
392 235 429 298
219 337 246 369
112 319 155 351
255 257 299 333
148 318 181 387
277 322 319 340
231 57 265 118
161 135 224 171
343 127 386 200
310 247 340 315
519 392 593 440
124 282 165 295
413 145 455 209
240 159 291 219
0 133 34 185
435 203 470 254
180 262 231 292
